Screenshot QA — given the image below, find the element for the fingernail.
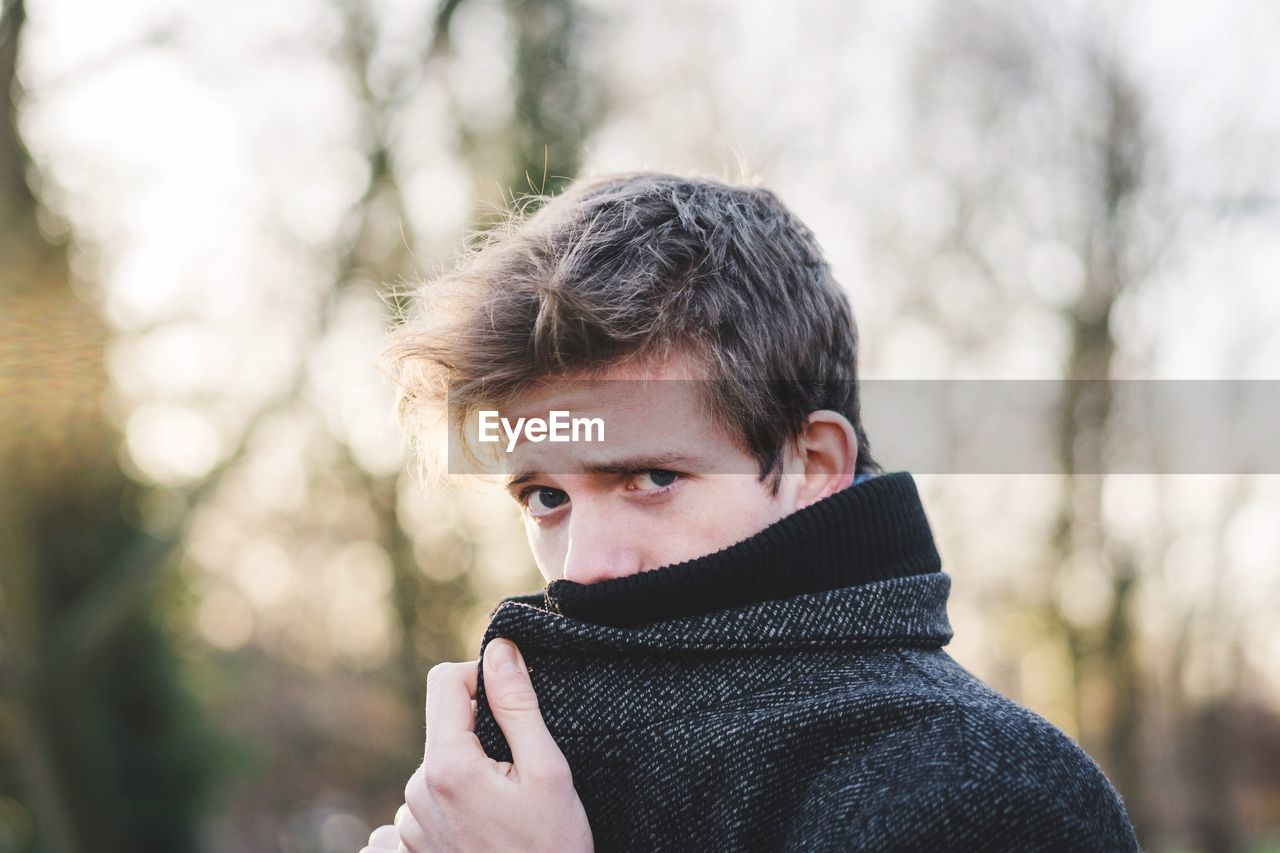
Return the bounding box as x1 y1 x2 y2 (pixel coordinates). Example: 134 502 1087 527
486 638 523 675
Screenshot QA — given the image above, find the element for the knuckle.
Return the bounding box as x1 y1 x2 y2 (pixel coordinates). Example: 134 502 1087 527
421 758 468 798
525 760 572 791
425 661 474 700
404 777 422 806
425 661 457 687
425 663 446 693
404 774 424 807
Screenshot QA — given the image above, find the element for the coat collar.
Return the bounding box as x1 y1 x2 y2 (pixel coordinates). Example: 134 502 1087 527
473 572 954 756
471 473 952 757
504 471 942 628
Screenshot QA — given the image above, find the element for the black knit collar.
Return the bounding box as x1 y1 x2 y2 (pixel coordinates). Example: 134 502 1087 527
502 471 940 628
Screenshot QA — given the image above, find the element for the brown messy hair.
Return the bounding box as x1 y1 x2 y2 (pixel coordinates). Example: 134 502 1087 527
378 170 879 490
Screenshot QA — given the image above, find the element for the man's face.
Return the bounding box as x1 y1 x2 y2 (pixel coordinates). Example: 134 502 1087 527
499 353 857 585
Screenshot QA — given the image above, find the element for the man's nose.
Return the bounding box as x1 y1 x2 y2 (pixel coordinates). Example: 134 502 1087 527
560 511 644 584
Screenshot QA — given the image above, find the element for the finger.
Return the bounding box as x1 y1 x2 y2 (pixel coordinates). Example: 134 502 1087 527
395 803 431 853
368 823 398 849
482 638 568 779
424 660 481 762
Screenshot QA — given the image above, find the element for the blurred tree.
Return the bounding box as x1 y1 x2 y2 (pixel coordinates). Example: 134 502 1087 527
903 5 1278 848
0 1 217 850
429 0 602 209
173 0 605 843
903 4 1166 843
1047 43 1149 842
391 0 604 669
363 0 604 689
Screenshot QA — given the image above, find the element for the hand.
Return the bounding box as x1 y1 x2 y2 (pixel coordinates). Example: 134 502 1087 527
368 637 593 853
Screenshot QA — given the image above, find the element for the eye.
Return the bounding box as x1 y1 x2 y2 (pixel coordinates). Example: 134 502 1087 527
523 487 569 518
633 469 679 491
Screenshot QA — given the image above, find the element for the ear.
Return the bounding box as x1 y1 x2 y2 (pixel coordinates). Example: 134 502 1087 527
790 410 858 509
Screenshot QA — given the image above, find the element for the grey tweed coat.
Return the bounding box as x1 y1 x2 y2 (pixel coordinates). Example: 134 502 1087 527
470 471 1139 852
471 570 1140 852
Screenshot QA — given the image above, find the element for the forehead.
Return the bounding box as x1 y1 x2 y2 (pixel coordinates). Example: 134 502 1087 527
500 355 747 477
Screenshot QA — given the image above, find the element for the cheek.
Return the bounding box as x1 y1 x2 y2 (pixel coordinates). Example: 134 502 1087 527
672 478 787 548
724 489 786 536
523 518 563 582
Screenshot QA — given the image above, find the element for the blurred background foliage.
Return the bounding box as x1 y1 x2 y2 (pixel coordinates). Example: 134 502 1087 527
1 0 1278 850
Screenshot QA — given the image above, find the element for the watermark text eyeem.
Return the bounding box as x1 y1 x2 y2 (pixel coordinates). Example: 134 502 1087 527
477 410 605 453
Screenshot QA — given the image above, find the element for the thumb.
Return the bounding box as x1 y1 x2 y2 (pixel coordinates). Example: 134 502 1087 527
483 638 566 777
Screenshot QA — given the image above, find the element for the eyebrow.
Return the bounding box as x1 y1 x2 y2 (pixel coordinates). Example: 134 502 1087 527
505 452 702 491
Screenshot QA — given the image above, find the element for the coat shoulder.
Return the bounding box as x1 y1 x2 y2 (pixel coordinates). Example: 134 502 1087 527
786 648 1140 851
902 648 1142 851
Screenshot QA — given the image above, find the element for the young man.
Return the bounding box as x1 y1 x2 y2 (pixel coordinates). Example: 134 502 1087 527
367 173 1140 851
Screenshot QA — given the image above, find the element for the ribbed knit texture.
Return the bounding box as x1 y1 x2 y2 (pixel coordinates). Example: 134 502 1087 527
536 471 940 627
472 473 1140 852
